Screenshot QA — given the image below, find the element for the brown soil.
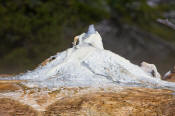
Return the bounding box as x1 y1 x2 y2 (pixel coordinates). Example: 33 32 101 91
0 98 39 116
164 74 175 82
0 74 14 78
0 80 26 92
44 88 175 116
0 80 175 116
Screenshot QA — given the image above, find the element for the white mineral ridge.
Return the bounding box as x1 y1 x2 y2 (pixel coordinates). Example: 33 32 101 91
7 25 175 90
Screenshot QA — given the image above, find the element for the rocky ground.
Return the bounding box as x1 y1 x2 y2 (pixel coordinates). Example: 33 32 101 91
0 80 175 116
0 82 175 116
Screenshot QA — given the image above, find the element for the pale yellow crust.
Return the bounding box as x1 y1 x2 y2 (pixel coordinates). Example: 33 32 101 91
73 36 79 46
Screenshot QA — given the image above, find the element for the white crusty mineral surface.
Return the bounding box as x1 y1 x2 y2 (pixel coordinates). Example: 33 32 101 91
140 61 161 79
4 25 175 90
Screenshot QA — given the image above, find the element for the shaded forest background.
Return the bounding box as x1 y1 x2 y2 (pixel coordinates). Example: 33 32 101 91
0 0 175 74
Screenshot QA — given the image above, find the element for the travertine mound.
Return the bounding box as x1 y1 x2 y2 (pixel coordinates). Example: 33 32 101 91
2 25 175 90
1 25 175 116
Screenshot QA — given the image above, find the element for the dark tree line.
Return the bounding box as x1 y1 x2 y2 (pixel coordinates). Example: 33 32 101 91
0 0 174 73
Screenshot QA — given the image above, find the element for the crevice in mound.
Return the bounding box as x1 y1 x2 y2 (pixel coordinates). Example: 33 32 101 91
81 61 120 84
